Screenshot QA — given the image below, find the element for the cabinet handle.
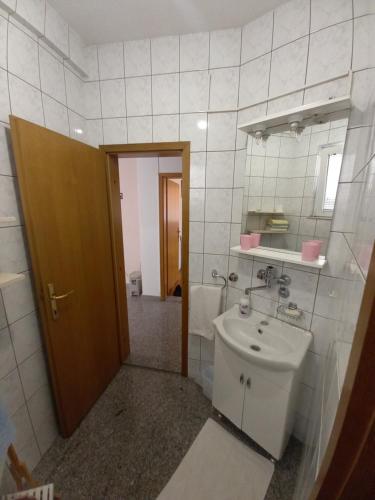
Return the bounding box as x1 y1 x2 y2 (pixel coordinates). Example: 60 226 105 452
240 374 244 384
246 377 251 389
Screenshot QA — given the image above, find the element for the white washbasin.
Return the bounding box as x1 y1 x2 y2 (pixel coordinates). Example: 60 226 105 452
213 305 312 371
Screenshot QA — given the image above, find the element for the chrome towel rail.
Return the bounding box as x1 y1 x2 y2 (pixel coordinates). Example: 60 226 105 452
212 269 227 289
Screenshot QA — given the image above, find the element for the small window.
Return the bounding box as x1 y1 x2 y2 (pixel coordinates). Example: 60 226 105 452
313 143 343 218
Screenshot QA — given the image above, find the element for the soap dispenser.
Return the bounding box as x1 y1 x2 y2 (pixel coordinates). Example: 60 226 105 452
239 290 251 318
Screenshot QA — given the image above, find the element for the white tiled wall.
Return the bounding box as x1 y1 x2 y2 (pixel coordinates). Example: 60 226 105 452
0 0 374 475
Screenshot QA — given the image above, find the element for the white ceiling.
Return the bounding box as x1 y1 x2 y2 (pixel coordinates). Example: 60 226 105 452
49 0 287 45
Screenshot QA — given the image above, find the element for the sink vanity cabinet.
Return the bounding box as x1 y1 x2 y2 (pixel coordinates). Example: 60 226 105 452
212 306 312 460
212 336 296 459
213 335 297 459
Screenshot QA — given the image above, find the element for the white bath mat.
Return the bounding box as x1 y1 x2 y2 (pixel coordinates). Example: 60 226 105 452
157 418 274 500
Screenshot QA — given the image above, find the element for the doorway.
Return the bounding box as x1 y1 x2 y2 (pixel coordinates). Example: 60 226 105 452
102 142 190 377
117 155 183 372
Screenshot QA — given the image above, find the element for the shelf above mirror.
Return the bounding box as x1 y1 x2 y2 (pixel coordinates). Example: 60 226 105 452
231 246 327 269
238 95 351 136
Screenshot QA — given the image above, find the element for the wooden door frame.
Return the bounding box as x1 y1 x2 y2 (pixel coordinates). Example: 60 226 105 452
159 172 183 301
100 142 190 377
309 243 375 500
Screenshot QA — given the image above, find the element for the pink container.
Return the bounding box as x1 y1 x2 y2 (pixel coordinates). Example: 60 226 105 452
240 234 253 250
251 233 261 248
302 240 323 261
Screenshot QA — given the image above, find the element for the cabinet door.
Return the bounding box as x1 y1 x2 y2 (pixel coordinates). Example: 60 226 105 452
212 336 247 428
241 367 290 459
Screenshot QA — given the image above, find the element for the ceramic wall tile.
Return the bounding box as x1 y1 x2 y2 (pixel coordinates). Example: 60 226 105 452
39 46 66 104
124 39 151 77
311 0 353 32
189 189 205 221
152 114 179 142
65 67 84 115
9 311 41 365
44 2 69 56
151 36 179 74
190 152 206 188
189 253 203 282
0 69 10 124
203 254 229 284
179 113 207 152
239 54 270 108
86 119 103 147
15 0 45 36
0 175 21 226
273 0 310 49
180 71 209 113
100 78 126 118
0 326 16 379
2 272 35 324
127 116 152 143
18 348 48 399
353 15 375 71
269 37 308 97
42 94 69 136
241 12 273 63
0 368 24 415
68 28 86 72
8 23 39 87
126 76 151 116
207 112 237 151
189 222 204 253
152 73 179 114
206 151 235 188
0 16 7 70
9 74 44 125
205 188 233 222
306 21 353 85
354 0 375 16
209 28 241 69
98 42 124 80
102 117 127 144
84 81 101 119
84 46 99 82
180 32 209 71
204 222 231 254
209 67 239 111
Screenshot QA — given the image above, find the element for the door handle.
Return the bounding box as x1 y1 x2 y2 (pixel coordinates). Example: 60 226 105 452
48 283 74 320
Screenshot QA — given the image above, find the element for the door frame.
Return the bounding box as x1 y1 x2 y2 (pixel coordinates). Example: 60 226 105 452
159 172 183 301
101 142 190 377
310 244 375 499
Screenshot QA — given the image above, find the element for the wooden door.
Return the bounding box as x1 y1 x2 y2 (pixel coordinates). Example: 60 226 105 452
166 178 180 295
10 117 121 437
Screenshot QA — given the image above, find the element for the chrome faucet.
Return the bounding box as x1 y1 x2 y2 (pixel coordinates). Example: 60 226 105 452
244 266 291 295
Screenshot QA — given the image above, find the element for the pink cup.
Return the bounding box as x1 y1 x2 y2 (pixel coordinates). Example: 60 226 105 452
240 234 252 250
251 233 261 248
302 240 322 261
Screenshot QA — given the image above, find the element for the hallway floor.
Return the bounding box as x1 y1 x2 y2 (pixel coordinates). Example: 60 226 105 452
34 366 302 499
126 294 181 373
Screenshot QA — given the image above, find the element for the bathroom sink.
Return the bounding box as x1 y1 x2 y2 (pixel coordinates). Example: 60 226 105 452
213 305 312 371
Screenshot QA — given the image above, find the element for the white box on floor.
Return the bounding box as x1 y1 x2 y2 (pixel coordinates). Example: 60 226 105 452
129 271 142 296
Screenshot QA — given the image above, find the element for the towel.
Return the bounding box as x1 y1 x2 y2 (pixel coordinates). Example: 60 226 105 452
268 219 289 225
0 399 15 459
189 285 222 341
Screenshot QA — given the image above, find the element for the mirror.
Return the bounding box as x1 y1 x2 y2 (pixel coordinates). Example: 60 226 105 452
241 112 348 255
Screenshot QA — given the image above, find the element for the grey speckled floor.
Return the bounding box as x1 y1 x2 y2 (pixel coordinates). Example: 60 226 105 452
126 294 181 373
34 366 302 499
